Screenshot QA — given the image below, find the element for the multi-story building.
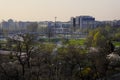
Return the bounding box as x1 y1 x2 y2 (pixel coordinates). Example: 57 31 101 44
70 17 76 31
55 22 71 34
112 20 120 27
1 19 18 34
71 16 96 30
37 21 71 34
0 19 38 36
17 21 27 33
37 21 52 34
1 20 9 31
0 23 2 36
26 22 38 33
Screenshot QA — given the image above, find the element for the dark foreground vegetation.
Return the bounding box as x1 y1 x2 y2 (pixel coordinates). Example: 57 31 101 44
0 25 120 80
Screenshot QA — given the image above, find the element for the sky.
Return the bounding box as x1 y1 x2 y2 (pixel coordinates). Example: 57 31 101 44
0 0 120 21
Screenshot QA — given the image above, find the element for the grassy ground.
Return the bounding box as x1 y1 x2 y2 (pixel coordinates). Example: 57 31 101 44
77 38 86 45
0 40 7 43
66 38 86 46
113 41 120 47
38 38 63 42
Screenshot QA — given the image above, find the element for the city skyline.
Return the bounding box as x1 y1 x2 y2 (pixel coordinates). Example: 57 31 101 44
0 0 120 21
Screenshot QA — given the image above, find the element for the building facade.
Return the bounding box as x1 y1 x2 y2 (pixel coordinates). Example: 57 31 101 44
71 16 96 31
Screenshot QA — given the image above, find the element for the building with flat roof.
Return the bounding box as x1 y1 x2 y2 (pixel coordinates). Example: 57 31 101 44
71 16 96 31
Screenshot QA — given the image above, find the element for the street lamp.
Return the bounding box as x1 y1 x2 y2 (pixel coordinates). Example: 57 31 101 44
54 17 57 38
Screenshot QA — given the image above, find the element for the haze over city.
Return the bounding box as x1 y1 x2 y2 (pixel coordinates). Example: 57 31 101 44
0 0 120 21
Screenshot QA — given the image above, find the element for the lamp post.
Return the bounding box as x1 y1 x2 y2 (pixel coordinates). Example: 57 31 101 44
54 17 59 80
54 17 57 38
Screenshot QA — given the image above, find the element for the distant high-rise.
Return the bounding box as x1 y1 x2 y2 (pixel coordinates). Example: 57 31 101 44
8 19 16 32
71 17 76 27
71 17 76 31
1 21 9 32
71 16 95 31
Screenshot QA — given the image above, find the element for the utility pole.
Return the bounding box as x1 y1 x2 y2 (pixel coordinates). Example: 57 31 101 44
54 17 57 38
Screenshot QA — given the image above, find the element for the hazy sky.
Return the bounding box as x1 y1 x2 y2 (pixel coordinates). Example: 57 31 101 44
0 0 120 21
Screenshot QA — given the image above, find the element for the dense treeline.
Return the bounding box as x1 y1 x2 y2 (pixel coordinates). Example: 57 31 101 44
0 26 120 80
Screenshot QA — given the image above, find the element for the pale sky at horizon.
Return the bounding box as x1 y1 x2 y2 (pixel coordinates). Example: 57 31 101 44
0 0 120 21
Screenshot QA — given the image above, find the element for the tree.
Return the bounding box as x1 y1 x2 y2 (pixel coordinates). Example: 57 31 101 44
30 43 55 80
86 27 110 48
88 47 110 80
57 40 87 80
93 31 106 47
9 33 36 80
114 32 120 41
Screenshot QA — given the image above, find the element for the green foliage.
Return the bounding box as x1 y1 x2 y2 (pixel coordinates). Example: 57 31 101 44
39 38 62 43
67 39 85 46
9 52 14 59
38 43 56 54
1 26 120 80
113 41 120 47
0 40 7 44
57 43 87 80
114 33 120 41
86 26 112 47
82 67 91 76
93 31 106 47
